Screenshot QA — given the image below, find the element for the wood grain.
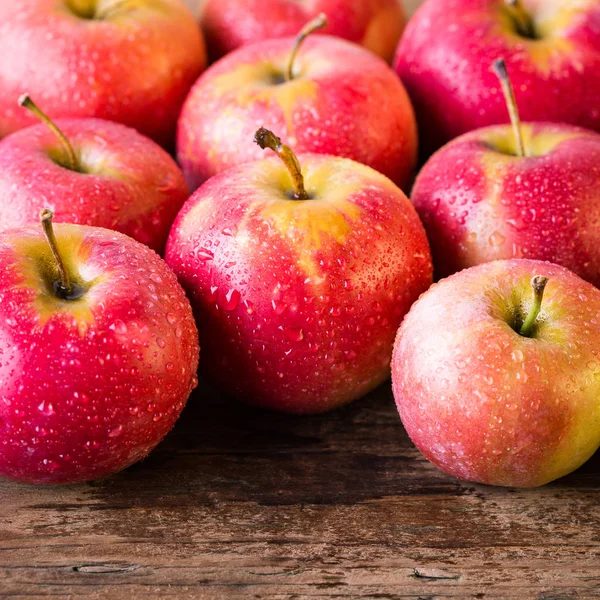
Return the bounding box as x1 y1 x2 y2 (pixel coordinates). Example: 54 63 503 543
2 383 600 599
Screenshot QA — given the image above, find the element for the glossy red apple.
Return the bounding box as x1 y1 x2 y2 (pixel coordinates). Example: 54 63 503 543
177 20 418 192
0 0 206 147
392 259 600 488
411 59 600 284
0 211 200 485
167 128 432 414
395 0 600 155
201 0 406 62
0 96 189 254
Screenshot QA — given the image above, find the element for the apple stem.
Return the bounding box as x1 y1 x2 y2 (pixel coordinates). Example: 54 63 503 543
520 276 549 337
492 58 526 158
285 13 328 82
254 127 309 200
40 209 73 299
18 95 80 172
505 0 536 39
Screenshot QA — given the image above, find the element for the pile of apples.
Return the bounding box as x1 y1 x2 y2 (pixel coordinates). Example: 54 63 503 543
0 0 599 490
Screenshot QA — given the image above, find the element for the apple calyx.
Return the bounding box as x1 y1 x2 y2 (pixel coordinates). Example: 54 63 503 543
504 0 537 40
519 275 549 338
492 58 527 158
40 209 84 301
19 95 81 172
254 127 309 200
286 13 328 82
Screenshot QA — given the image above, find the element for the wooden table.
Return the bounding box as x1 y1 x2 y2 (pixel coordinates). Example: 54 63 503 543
2 382 600 599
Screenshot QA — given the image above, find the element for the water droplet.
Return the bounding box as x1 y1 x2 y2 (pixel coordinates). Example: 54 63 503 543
223 289 241 311
37 401 54 416
488 231 506 247
284 328 304 342
108 425 123 438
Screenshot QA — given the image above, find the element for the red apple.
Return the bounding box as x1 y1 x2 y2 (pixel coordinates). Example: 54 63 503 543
167 128 432 414
177 23 418 192
0 0 207 147
201 0 406 63
411 58 600 285
0 96 189 254
0 211 200 485
394 0 600 155
392 259 600 488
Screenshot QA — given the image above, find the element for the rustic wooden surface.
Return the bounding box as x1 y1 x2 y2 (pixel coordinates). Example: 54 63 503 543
2 382 600 599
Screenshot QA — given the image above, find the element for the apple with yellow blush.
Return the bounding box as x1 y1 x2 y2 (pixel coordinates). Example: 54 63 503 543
0 0 206 147
395 0 600 155
167 128 432 414
0 211 199 485
411 58 600 285
0 96 189 254
201 0 406 63
177 16 418 192
392 259 600 488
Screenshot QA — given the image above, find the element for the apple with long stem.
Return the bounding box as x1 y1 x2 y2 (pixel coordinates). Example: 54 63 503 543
395 0 600 155
177 15 417 192
411 58 600 285
0 210 200 485
167 128 432 414
0 95 189 254
0 0 206 147
201 0 406 63
392 259 600 488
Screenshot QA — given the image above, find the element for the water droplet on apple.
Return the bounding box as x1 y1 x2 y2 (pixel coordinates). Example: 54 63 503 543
511 350 524 363
283 328 304 342
196 248 215 261
108 425 123 438
488 231 506 247
223 289 241 311
37 401 54 416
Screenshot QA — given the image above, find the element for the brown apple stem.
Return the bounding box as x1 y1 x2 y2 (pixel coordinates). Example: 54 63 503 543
40 209 73 298
254 127 309 200
19 95 79 172
493 58 526 157
520 275 549 337
504 0 536 39
286 13 327 81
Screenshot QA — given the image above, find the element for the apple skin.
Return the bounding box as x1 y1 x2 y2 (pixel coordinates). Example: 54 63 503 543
0 0 206 147
201 0 406 63
0 118 190 254
166 154 432 414
411 122 600 284
177 35 418 192
392 259 600 488
0 223 200 485
394 0 600 155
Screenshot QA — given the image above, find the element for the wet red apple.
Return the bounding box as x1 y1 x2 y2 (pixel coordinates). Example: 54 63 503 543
0 96 189 254
392 259 600 488
0 0 206 147
167 128 432 414
0 211 200 485
177 17 417 192
411 59 600 284
395 0 600 155
201 0 406 62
